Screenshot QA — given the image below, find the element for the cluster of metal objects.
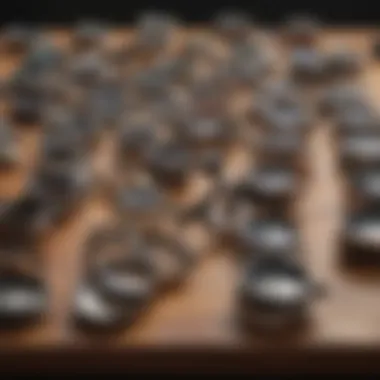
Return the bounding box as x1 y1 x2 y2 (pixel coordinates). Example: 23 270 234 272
336 91 380 265
1 11 380 333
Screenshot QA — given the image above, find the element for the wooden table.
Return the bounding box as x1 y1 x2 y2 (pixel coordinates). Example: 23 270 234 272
1 27 380 373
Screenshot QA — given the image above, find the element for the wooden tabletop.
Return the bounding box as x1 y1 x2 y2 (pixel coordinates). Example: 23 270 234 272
1 27 380 373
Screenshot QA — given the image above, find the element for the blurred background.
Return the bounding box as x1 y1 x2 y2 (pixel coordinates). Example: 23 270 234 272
1 0 380 24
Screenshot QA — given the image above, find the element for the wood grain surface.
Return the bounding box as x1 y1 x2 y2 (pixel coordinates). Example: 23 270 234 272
1 27 380 373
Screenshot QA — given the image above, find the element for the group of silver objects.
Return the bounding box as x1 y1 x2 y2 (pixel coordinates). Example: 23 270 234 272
0 10 380 333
